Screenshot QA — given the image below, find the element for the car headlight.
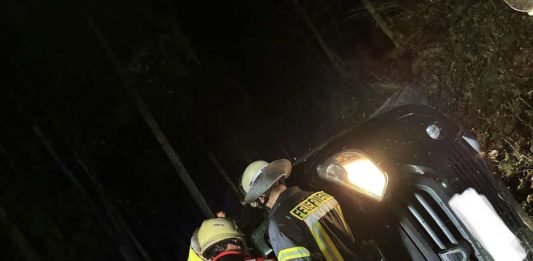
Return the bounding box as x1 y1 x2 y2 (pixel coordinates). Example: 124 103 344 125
317 151 388 201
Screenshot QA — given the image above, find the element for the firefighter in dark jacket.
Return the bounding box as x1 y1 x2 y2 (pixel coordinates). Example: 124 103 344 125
239 159 359 261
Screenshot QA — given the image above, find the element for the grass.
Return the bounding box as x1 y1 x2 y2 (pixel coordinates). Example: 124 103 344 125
384 0 533 215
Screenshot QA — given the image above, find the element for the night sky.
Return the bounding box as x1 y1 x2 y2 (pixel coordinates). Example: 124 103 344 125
1 0 399 259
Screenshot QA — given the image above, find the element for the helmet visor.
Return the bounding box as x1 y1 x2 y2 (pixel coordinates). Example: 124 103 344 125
242 159 291 204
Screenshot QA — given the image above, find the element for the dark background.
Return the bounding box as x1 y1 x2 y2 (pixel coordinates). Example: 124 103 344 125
1 0 531 260
1 0 395 259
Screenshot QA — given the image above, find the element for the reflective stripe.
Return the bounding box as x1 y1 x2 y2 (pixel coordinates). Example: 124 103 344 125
309 222 333 260
290 191 334 220
278 246 311 261
309 221 343 261
302 196 337 225
299 194 344 261
335 205 354 241
318 222 343 261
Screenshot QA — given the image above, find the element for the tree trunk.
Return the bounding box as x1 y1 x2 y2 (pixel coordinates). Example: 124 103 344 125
361 0 401 48
0 143 20 178
293 0 346 80
0 206 41 261
123 207 170 261
10 53 151 261
197 137 240 199
84 10 213 218
68 136 152 261
32 125 143 261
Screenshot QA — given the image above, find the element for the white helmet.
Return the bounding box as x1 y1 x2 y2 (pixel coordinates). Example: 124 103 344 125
240 159 292 205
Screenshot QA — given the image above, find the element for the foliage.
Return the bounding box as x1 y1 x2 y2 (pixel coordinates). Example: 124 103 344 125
386 0 533 214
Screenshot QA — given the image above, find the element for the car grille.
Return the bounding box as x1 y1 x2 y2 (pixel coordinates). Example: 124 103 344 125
404 189 465 250
401 138 526 260
448 138 523 231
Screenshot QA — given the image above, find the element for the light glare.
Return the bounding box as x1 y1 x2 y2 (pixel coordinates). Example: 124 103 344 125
449 188 526 261
343 159 386 198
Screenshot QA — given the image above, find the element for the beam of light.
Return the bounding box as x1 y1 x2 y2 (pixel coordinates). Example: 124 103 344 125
343 159 387 199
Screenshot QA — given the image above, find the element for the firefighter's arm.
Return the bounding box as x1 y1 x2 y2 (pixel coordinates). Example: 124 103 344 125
268 221 312 261
276 246 311 261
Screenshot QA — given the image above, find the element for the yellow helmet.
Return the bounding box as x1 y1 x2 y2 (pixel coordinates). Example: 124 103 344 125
190 228 201 255
197 218 243 254
240 159 292 204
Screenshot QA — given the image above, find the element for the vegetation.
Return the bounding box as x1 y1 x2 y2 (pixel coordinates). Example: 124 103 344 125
385 0 533 214
295 0 533 215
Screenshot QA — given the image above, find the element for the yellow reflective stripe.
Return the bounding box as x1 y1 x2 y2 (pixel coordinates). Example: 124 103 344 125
290 191 334 220
335 205 354 241
309 222 333 261
309 221 343 261
299 195 345 261
318 222 343 261
278 246 310 261
303 197 337 225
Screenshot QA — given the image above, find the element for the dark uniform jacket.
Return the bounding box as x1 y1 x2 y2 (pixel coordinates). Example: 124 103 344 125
267 187 358 261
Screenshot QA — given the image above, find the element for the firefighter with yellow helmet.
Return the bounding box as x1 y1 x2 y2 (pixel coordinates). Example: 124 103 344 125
240 159 359 261
188 228 205 261
197 217 246 260
195 217 273 261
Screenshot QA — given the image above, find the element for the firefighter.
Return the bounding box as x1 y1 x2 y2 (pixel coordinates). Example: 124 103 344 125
188 211 230 261
240 159 359 261
197 217 272 261
188 228 205 261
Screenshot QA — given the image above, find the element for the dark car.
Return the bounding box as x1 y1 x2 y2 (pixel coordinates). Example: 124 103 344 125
253 88 533 261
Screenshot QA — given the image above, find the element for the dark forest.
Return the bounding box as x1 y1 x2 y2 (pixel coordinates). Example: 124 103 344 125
1 0 532 260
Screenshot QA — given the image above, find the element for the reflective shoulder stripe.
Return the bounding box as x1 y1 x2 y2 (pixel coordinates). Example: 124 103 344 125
303 197 337 225
285 191 350 261
308 221 343 261
278 246 311 261
335 205 354 241
297 193 345 261
290 191 333 220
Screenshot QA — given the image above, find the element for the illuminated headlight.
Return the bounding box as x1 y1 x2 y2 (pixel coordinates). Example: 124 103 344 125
317 151 388 201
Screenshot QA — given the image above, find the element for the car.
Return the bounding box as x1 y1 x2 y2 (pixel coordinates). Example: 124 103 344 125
252 88 533 261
